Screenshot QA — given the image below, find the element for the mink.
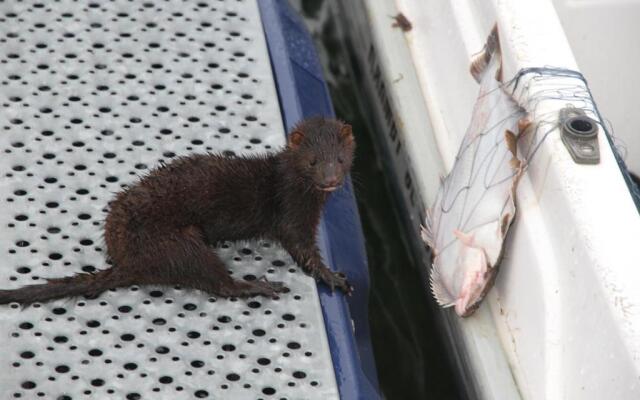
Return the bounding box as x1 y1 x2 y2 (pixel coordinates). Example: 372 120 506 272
0 117 355 305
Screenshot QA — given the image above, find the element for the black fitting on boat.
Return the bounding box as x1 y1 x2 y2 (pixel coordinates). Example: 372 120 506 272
559 106 600 164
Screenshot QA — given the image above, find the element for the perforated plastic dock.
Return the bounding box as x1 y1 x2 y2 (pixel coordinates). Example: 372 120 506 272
0 1 379 399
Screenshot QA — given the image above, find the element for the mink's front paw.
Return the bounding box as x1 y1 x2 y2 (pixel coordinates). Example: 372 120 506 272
315 268 353 295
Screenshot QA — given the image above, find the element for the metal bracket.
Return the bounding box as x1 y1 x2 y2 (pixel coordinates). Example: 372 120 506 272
559 106 600 164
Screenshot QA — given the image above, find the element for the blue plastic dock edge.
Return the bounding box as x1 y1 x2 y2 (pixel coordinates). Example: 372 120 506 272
257 1 381 398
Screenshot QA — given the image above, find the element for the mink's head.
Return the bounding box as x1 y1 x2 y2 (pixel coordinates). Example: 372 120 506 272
286 117 355 192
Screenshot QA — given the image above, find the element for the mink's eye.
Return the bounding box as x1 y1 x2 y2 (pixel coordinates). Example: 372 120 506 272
309 158 317 167
337 157 344 164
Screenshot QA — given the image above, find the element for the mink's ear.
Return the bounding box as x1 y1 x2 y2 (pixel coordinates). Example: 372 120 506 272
340 124 354 144
289 130 304 149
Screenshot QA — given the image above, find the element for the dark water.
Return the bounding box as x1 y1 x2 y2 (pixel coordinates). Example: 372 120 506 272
292 1 462 399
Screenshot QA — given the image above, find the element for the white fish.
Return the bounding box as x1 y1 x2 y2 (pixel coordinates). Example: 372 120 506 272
422 28 528 317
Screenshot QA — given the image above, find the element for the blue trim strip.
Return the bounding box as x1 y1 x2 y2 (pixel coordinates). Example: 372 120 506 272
258 1 380 398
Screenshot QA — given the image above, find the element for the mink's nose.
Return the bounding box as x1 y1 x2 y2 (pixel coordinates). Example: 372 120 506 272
319 174 340 192
320 163 340 191
323 176 340 187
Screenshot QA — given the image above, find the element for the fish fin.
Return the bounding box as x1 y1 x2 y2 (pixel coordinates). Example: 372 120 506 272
500 212 512 237
505 129 518 157
518 116 532 136
453 229 476 247
469 49 489 83
429 264 456 307
470 24 500 82
421 209 436 249
505 128 526 197
505 129 524 170
420 224 434 248
510 158 522 170
495 63 504 82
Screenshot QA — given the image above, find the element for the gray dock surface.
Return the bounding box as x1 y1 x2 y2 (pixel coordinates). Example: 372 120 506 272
0 1 338 399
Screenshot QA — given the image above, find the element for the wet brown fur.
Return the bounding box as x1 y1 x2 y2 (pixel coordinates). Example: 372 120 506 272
0 117 355 305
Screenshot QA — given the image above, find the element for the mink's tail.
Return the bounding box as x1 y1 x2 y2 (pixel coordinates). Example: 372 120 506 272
0 268 130 305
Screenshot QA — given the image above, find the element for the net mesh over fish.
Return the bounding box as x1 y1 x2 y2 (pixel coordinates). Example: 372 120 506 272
424 26 638 317
422 41 525 317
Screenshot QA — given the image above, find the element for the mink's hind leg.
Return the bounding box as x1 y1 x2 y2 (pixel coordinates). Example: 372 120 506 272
178 254 287 298
182 249 287 299
131 226 287 298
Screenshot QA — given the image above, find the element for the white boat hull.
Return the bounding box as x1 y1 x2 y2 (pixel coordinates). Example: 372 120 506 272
333 0 640 398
